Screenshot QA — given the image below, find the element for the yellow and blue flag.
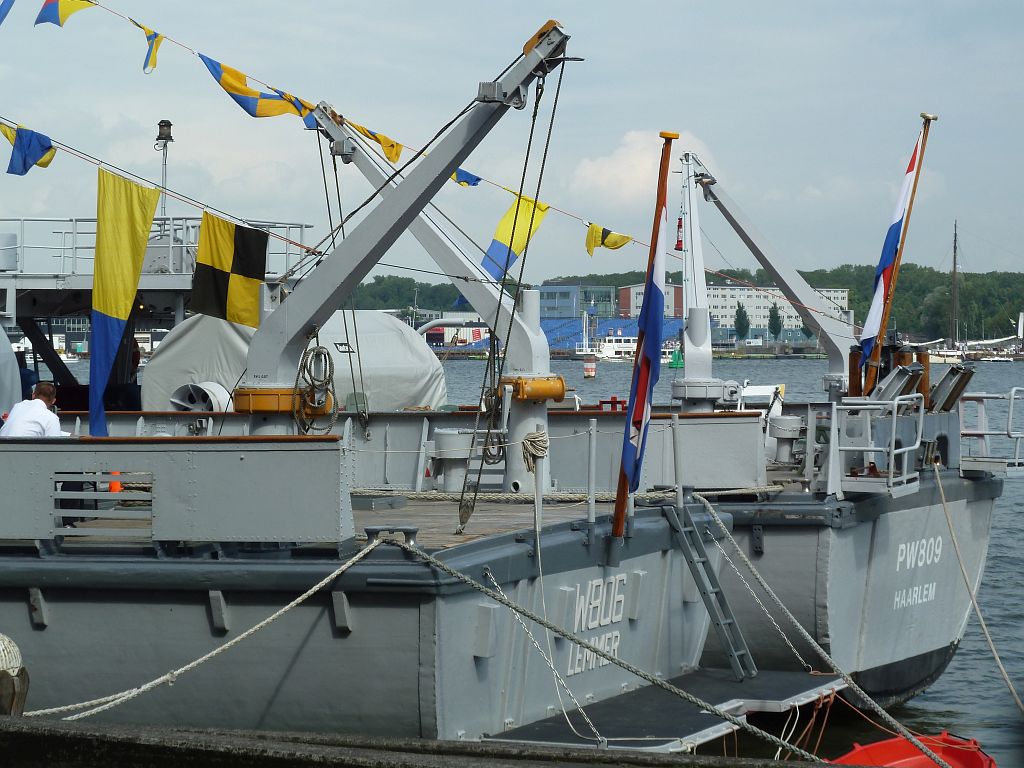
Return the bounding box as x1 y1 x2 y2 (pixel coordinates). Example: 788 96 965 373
585 223 631 256
34 0 92 27
0 0 17 27
89 169 160 436
1 124 56 175
348 121 403 163
198 54 316 129
451 168 481 187
481 195 549 279
131 20 163 73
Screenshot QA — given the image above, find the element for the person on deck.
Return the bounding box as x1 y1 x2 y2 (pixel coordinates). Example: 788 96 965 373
0 382 65 437
15 351 38 400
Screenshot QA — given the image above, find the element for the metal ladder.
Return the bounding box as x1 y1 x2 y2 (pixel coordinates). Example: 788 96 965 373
667 504 757 681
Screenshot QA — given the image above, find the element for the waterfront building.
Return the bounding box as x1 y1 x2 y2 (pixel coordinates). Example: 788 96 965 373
707 284 848 341
538 284 617 319
617 282 686 318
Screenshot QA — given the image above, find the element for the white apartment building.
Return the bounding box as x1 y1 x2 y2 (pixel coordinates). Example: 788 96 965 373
707 284 849 330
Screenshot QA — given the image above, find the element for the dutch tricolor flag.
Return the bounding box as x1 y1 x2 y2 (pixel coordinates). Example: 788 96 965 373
620 207 667 492
859 132 923 364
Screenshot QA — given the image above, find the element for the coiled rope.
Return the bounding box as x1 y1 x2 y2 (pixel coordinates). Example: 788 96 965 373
521 431 549 474
293 331 340 434
931 459 1023 716
0 633 21 675
24 539 382 720
692 492 953 768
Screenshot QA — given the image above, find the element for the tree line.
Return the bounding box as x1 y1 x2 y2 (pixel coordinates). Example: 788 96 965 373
355 265 1024 341
546 265 1024 340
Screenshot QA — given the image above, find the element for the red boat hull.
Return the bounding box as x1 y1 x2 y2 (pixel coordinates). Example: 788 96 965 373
832 731 996 767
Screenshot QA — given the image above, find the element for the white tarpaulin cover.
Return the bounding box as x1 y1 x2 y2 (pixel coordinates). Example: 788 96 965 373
142 311 447 411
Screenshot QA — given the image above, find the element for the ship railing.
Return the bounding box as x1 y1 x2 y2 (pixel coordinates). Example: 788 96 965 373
959 387 1024 477
0 436 354 547
835 393 925 498
0 216 312 277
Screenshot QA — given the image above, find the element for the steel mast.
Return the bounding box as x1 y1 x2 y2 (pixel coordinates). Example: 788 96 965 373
951 220 959 346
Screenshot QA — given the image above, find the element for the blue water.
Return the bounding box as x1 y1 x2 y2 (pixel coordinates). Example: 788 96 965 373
443 357 1024 763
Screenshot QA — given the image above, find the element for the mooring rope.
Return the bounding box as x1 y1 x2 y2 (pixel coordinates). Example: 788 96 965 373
350 485 785 505
707 534 813 672
24 540 382 720
692 492 953 768
484 571 606 746
931 459 1024 716
391 538 823 761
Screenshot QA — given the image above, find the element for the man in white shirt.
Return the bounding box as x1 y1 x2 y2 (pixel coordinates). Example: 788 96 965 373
0 382 64 437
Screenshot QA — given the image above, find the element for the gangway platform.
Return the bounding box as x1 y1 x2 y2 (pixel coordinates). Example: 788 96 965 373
490 668 844 753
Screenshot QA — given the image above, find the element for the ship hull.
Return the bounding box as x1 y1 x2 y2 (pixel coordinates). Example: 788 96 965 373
0 510 720 737
701 471 998 706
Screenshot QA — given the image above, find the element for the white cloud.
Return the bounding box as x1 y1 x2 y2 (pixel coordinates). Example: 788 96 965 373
569 130 717 208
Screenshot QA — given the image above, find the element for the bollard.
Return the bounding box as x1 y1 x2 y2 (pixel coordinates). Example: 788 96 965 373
0 633 28 716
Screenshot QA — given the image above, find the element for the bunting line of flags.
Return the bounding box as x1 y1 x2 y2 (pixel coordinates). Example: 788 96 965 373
0 124 55 175
34 0 92 27
0 0 15 26
131 19 163 74
1 0 651 271
199 54 317 129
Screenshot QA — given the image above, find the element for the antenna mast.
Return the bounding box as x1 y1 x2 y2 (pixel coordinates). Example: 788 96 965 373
951 220 959 345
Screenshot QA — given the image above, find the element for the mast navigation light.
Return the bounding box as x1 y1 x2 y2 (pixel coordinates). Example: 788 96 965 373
155 120 173 144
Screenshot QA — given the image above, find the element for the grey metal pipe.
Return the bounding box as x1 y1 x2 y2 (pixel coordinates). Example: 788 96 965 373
672 413 685 508
587 418 597 524
415 318 488 335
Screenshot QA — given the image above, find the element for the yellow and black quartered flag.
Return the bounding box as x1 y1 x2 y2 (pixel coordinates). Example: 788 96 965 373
191 212 268 328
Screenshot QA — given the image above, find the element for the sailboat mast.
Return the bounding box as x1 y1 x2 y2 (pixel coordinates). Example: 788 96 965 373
951 220 959 345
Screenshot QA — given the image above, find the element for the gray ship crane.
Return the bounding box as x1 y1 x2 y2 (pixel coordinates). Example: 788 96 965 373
679 160 854 399
235 21 570 493
309 108 560 492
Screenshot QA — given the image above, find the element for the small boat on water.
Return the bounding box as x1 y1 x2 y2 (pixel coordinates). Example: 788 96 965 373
929 347 965 364
832 731 997 767
585 332 677 363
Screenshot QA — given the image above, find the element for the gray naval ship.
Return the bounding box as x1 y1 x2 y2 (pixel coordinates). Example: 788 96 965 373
0 19 1018 750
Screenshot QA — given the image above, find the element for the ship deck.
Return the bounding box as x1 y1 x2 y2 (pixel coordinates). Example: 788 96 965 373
352 497 614 549
2 497 613 552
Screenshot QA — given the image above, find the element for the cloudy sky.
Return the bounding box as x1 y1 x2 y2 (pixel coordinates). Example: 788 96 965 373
1 1 1020 290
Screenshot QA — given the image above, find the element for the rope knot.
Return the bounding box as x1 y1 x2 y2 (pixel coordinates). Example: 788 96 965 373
521 431 549 473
